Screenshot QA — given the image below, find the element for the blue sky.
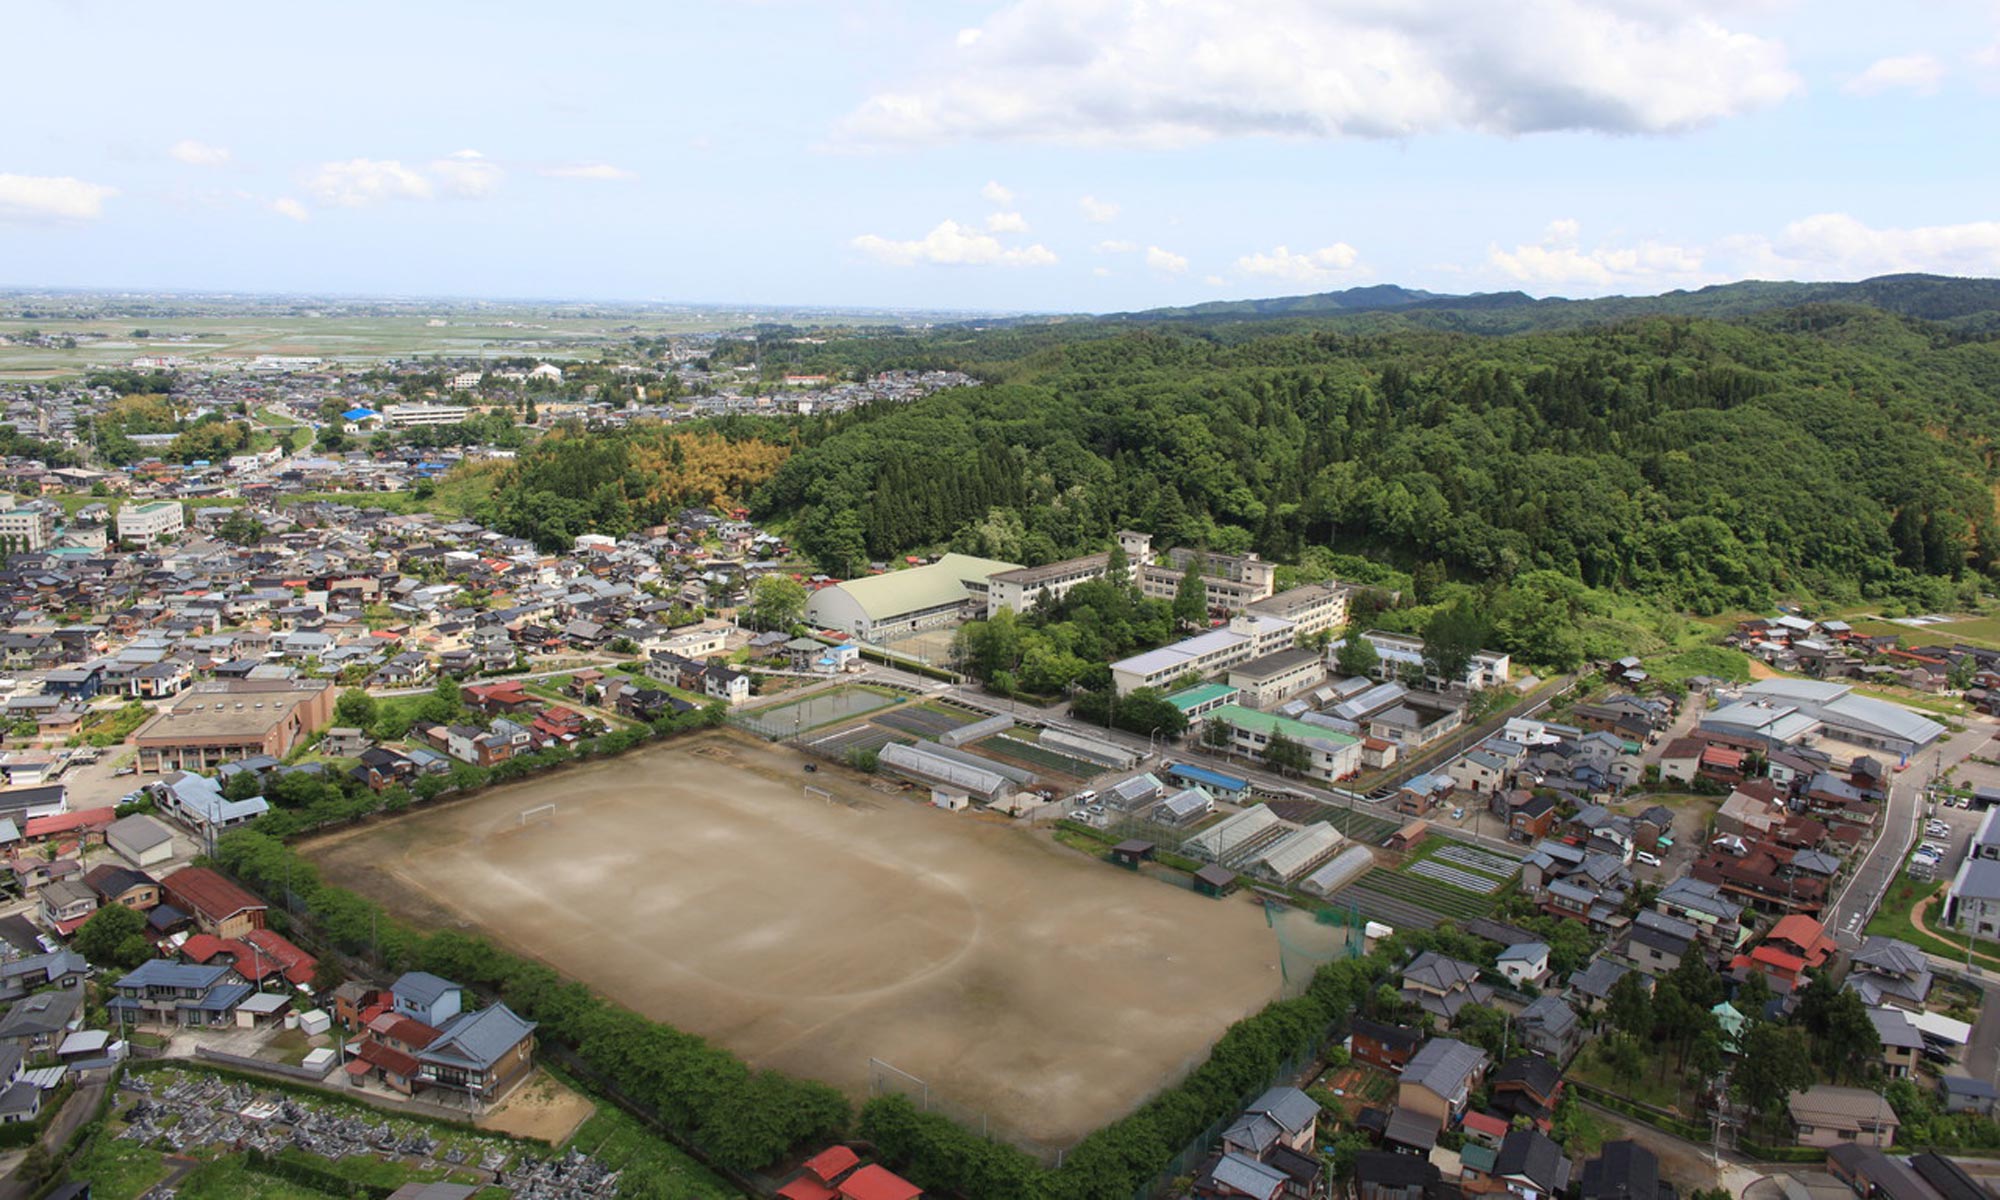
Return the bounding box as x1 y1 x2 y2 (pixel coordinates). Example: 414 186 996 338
3 0 1997 312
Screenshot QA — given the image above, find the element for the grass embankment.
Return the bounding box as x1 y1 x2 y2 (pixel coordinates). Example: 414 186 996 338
1866 878 2000 966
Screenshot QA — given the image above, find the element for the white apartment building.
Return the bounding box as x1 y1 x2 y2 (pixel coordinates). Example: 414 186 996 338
381 404 474 427
0 496 56 554
115 501 185 548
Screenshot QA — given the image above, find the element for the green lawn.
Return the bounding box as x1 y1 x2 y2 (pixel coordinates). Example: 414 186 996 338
1867 877 2000 964
563 1104 739 1199
1566 1043 1698 1115
174 1158 324 1200
70 1137 170 1200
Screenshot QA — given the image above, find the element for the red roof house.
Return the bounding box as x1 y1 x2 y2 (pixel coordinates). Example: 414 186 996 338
838 1165 922 1200
161 867 267 939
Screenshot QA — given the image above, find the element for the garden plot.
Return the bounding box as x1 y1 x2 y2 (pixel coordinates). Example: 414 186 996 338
1409 859 1505 894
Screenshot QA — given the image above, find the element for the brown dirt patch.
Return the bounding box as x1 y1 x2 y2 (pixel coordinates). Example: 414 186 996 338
477 1070 595 1144
304 730 1281 1151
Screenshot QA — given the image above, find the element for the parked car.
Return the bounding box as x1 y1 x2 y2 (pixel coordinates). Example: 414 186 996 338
1635 850 1664 868
1451 807 1465 820
112 766 136 777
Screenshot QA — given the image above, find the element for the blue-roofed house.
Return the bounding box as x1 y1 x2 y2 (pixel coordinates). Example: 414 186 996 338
106 960 251 1028
416 1003 537 1104
152 772 268 838
392 971 464 1027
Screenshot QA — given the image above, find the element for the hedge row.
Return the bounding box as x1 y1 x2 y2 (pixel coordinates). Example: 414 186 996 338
862 954 1390 1200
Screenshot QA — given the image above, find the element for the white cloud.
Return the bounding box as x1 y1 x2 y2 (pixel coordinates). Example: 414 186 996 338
1092 266 1113 277
169 139 231 167
1844 54 1946 96
305 159 434 207
850 219 1059 267
1093 239 1137 254
1235 242 1363 284
1203 274 1228 287
0 174 117 222
1735 213 2000 279
1482 212 2000 292
981 180 1014 205
540 162 638 181
1489 219 1706 288
429 149 502 197
986 211 1031 233
271 197 309 222
837 0 1800 147
1145 245 1189 273
1079 194 1119 222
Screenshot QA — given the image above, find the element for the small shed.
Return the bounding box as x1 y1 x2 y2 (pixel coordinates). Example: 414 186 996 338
235 991 294 1028
1193 864 1238 898
1110 840 1156 870
1387 819 1431 851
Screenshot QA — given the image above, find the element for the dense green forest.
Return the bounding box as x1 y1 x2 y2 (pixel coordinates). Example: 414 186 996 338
751 304 2000 617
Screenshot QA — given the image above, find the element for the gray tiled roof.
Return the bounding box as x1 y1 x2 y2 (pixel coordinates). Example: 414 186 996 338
420 1003 535 1072
1403 1037 1486 1100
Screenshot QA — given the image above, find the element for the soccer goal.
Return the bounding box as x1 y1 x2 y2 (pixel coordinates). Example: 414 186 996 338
519 803 558 827
804 785 833 807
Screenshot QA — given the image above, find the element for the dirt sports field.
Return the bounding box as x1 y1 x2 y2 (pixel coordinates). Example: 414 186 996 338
305 730 1282 1148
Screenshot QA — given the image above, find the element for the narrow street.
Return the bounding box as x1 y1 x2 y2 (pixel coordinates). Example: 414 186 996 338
1826 718 1995 949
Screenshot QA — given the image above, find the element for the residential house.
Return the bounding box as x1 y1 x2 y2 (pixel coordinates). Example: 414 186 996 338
1350 1018 1422 1073
1610 914 1693 980
1353 1152 1442 1200
1515 995 1583 1063
1491 1053 1564 1128
37 878 97 937
0 987 84 1052
1397 1037 1488 1123
414 1002 538 1104
1844 937 1934 1010
1566 958 1637 1015
1866 1006 1924 1079
160 866 267 939
1496 942 1550 989
84 864 160 912
1466 1128 1572 1200
1789 1085 1899 1149
1578 1141 1663 1200
107 960 251 1028
1939 1076 1999 1117
1732 913 1836 989
1400 952 1494 1022
1655 877 1744 951
391 971 464 1027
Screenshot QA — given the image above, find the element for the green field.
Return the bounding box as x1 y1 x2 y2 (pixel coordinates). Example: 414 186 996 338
0 305 924 378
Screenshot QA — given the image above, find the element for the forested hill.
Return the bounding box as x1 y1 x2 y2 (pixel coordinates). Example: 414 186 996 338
1083 273 2000 336
752 304 2000 614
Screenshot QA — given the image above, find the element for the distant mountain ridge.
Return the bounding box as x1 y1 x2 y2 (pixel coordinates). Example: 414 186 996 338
1095 273 2000 330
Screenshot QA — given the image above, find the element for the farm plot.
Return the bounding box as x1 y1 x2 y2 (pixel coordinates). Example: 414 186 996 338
875 704 981 738
808 724 910 758
1409 860 1505 894
731 685 907 738
975 734 1102 780
1261 799 1404 846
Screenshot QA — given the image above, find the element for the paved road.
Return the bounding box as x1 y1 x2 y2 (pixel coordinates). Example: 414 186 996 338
1826 718 1995 949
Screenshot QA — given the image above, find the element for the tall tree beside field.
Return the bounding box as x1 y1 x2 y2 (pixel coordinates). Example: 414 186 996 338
748 575 807 631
